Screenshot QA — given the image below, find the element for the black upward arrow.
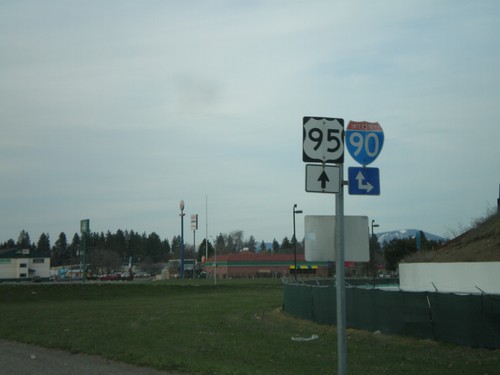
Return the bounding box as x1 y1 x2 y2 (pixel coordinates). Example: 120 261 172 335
318 170 329 189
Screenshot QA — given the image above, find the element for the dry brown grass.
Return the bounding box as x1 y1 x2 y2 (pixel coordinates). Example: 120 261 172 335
405 210 500 263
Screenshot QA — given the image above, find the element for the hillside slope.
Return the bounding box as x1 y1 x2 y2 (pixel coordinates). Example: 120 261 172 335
404 210 500 263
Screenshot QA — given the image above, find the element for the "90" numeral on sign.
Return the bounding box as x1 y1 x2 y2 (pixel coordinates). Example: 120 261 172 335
348 132 380 157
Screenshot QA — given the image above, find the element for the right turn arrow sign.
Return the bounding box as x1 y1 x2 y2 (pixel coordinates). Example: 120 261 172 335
348 167 380 195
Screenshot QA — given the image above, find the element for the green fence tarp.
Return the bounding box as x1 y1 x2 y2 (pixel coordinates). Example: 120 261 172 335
283 281 500 349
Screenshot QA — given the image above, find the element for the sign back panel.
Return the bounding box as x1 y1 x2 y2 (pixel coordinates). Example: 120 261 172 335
304 215 369 262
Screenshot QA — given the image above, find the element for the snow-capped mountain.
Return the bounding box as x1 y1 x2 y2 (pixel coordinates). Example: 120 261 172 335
375 229 446 245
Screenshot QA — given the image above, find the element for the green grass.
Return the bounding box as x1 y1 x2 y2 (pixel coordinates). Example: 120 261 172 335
0 279 498 374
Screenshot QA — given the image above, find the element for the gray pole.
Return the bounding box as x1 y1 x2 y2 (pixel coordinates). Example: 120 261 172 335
193 229 196 278
214 241 217 286
335 164 347 375
180 201 185 279
180 213 184 279
293 204 303 281
293 204 297 280
205 195 208 260
82 233 86 283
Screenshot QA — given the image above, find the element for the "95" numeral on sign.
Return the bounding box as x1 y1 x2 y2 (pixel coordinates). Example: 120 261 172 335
303 117 344 164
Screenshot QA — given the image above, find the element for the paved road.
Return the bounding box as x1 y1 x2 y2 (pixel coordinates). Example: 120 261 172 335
0 339 186 375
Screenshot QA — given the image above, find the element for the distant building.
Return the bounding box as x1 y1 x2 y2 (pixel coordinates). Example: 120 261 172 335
0 248 51 281
203 252 330 279
161 259 196 279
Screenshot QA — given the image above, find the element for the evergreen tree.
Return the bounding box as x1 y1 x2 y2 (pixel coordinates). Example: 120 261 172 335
162 238 171 260
259 240 267 252
171 235 181 258
246 235 256 252
37 233 50 257
272 239 280 253
215 234 225 255
52 232 69 265
115 229 127 260
369 234 382 276
384 238 417 271
96 232 106 250
128 230 145 260
281 236 291 251
17 230 31 248
146 232 163 261
0 239 16 249
225 234 235 254
197 238 214 261
68 233 80 259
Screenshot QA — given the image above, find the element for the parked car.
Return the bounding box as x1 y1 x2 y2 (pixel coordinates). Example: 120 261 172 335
100 273 122 281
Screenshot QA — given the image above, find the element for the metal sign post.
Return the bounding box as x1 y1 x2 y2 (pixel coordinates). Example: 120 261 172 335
303 116 384 375
191 214 198 278
80 219 89 283
303 116 347 375
335 168 346 375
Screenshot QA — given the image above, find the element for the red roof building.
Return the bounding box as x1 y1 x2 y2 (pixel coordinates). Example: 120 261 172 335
203 252 331 279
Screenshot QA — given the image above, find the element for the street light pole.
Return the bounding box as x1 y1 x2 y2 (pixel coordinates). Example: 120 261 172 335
180 200 185 279
371 219 379 237
293 204 303 280
210 235 216 286
370 220 380 277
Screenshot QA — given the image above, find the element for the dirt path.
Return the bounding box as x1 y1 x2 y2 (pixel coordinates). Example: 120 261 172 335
0 339 186 375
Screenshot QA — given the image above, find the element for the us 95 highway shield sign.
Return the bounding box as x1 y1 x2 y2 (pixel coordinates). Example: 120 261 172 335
303 117 344 164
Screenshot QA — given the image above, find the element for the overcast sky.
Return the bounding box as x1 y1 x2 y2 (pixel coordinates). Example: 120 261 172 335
1 1 499 247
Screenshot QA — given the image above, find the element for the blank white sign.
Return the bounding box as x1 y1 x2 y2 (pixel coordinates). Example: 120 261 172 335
304 215 369 262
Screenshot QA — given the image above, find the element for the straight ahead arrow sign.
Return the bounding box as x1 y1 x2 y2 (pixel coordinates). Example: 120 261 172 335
318 171 330 189
305 164 340 194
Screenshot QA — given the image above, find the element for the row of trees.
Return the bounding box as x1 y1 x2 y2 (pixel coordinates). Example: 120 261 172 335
1 229 443 272
0 229 305 268
383 231 444 270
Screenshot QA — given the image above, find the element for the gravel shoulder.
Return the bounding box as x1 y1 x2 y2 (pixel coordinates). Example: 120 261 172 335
0 339 185 375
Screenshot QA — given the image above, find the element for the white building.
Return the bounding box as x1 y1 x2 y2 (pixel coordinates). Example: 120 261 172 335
399 262 500 295
0 248 51 281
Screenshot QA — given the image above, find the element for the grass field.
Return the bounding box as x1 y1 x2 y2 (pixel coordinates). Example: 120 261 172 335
0 279 498 374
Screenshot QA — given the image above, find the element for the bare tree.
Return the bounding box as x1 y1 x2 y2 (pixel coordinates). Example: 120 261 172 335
91 248 121 275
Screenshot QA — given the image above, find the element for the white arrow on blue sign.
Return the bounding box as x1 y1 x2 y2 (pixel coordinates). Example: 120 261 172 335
348 167 380 195
346 121 384 166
